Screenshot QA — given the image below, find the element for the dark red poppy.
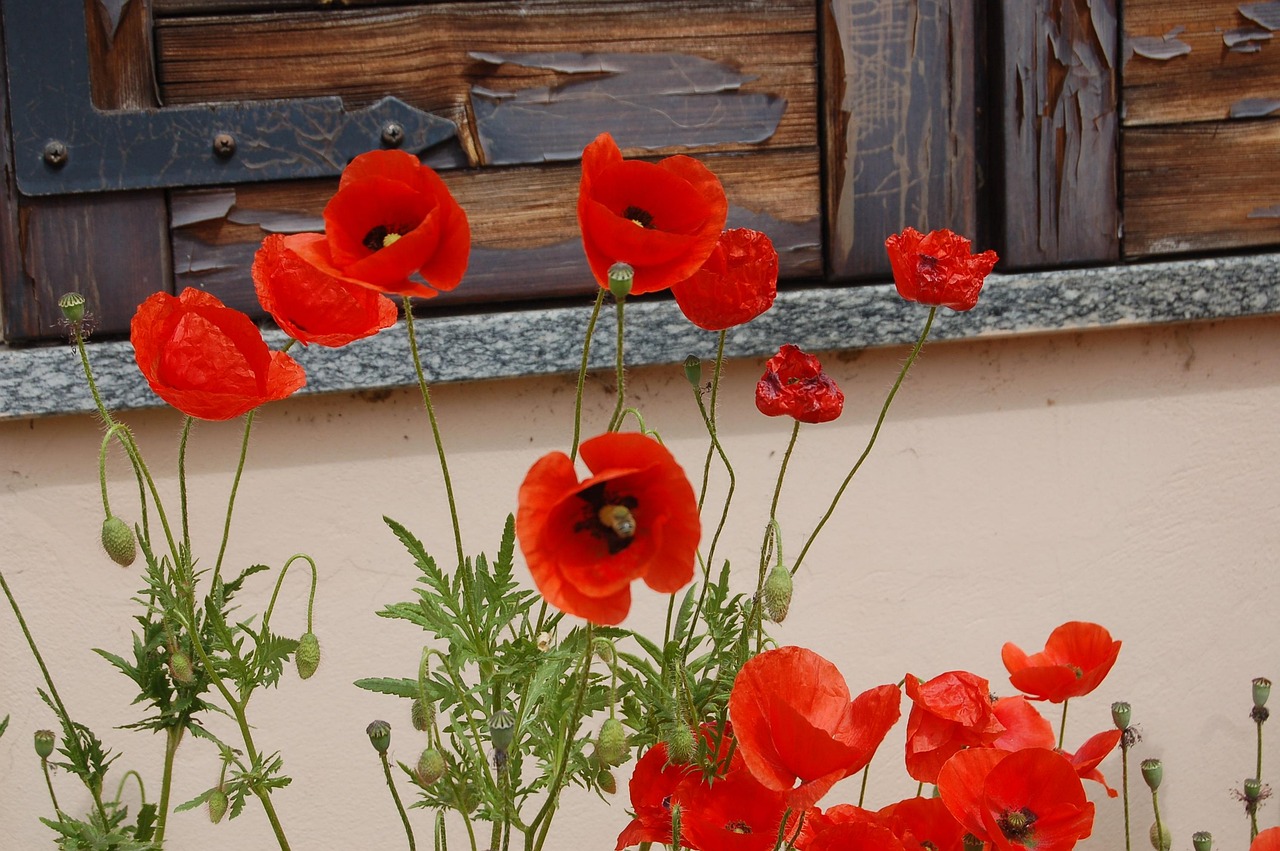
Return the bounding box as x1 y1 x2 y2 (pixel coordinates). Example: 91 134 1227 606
937 747 1094 851
805 820 907 851
885 227 998 312
754 345 844 424
1253 826 1280 851
287 149 470 298
877 796 967 851
577 132 728 295
991 696 1055 752
678 765 792 851
728 646 900 809
670 228 778 331
904 671 1006 784
131 288 306 421
1001 622 1121 703
252 233 398 347
516 432 700 626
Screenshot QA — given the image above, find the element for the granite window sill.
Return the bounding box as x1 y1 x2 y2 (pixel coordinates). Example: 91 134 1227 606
2 252 1278 421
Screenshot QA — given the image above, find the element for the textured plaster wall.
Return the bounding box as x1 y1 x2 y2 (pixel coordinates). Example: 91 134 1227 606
2 313 1278 850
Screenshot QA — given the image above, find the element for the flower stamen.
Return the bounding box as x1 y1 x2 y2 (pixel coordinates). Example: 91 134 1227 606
623 205 655 229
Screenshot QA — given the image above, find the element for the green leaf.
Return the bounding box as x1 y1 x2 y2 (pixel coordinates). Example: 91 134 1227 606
353 677 420 698
174 788 215 813
0 714 8 738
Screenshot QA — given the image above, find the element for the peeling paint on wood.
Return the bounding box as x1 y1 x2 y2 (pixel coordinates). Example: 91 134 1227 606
997 0 1120 267
1224 26 1272 47
1239 1 1280 30
1230 97 1280 117
1248 205 1280 218
1128 28 1193 61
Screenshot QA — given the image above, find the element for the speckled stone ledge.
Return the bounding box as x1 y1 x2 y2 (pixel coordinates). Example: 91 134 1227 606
2 252 1278 420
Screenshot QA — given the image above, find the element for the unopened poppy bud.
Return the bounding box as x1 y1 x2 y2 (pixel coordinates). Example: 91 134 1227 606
592 637 616 666
58 292 86 324
411 697 434 732
607 262 634 300
415 748 446 785
597 717 627 767
1141 758 1163 791
169 649 196 685
1192 830 1212 851
101 516 137 567
33 729 55 759
683 355 702 388
664 722 696 765
761 565 793 623
598 767 617 795
1254 677 1271 709
1149 822 1171 851
207 788 229 824
488 709 515 752
1111 701 1132 730
295 632 320 680
366 719 391 754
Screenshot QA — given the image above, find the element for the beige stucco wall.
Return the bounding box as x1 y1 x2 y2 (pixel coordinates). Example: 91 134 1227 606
3 312 1279 849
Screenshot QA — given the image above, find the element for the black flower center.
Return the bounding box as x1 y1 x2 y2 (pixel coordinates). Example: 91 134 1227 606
363 225 406 252
574 482 639 554
725 820 751 834
996 807 1037 842
623 205 655 229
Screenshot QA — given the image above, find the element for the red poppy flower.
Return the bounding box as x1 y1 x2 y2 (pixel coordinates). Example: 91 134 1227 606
1253 826 1280 851
670 228 778 331
615 742 696 849
679 766 793 851
904 671 1006 784
805 820 907 851
577 132 728 295
288 149 470 298
877 796 967 851
937 747 1095 851
1001 622 1122 703
131 288 306 421
885 227 998 312
516 432 700 626
252 234 398 347
728 646 901 809
1062 729 1122 798
991 696 1055 752
754 345 844 424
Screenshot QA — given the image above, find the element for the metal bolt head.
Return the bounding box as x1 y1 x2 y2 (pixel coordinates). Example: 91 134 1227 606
42 140 68 168
381 122 405 147
212 133 236 159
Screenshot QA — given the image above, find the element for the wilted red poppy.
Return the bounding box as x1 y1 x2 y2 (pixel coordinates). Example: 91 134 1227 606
577 132 727 295
516 432 700 626
885 227 998 312
131 288 306 421
728 646 900 809
1253 826 1280 851
937 747 1094 851
1001 622 1121 703
252 233 398 347
904 671 1006 784
754 345 844 424
679 766 793 851
288 149 470 298
671 228 778 331
877 796 967 851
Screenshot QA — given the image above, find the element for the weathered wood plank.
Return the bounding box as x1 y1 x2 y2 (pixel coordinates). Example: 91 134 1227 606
2 0 170 342
822 0 978 280
154 0 816 168
170 150 822 318
1123 0 1280 126
0 10 24 343
995 0 1120 268
1123 121 1280 258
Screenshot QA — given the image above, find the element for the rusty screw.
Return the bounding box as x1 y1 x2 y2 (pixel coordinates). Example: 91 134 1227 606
212 133 237 159
380 122 405 148
42 141 68 168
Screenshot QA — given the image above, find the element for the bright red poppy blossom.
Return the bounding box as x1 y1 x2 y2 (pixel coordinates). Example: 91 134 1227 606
805 820 907 851
1001 621 1122 703
670 228 778 331
131 288 306 421
252 233 398 347
937 747 1095 851
577 132 728 295
754 345 845 424
615 742 697 849
904 671 1006 784
1253 826 1280 851
678 766 793 851
991 696 1055 752
877 796 968 851
287 149 470 298
516 432 700 626
885 227 998 312
728 646 901 809
1062 729 1122 798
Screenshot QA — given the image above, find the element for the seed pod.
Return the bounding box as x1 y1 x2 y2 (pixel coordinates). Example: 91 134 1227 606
295 632 320 680
207 788 229 824
100 516 137 567
366 720 391 754
58 292 86 323
415 748 446 786
1192 831 1212 851
33 730 55 759
1141 758 1163 791
1111 701 1132 731
489 709 515 752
